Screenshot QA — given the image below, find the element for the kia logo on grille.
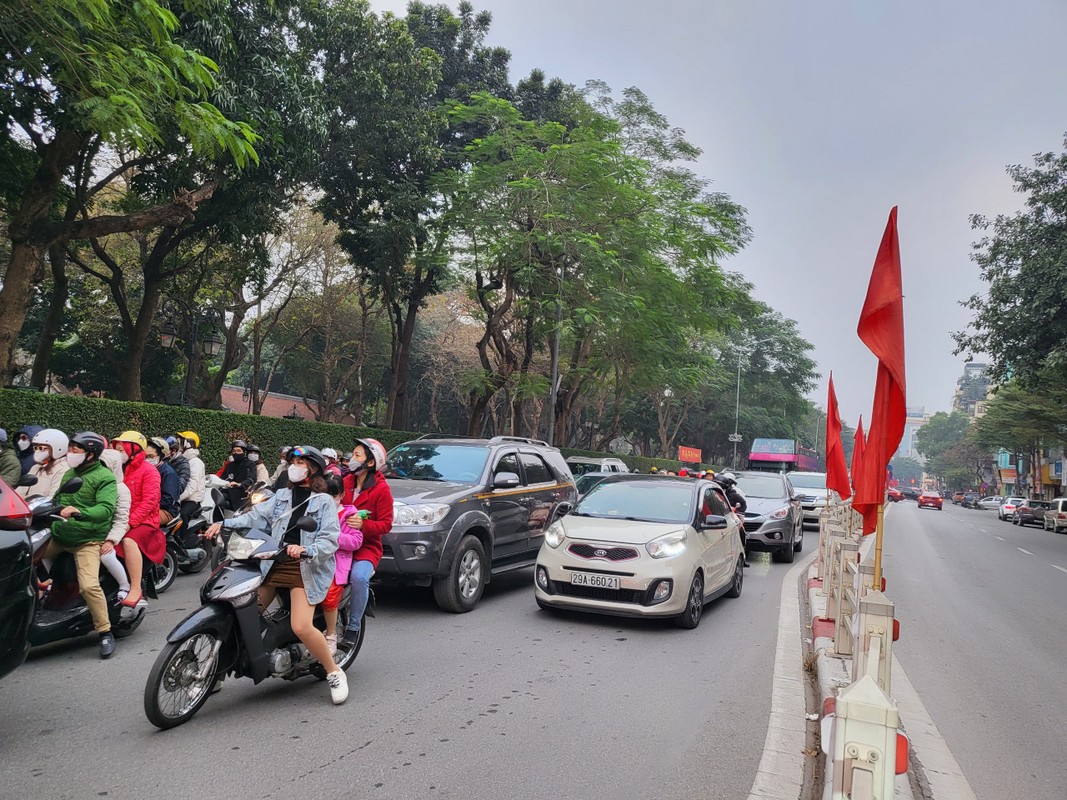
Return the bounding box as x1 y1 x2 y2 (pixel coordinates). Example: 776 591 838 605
594 548 608 557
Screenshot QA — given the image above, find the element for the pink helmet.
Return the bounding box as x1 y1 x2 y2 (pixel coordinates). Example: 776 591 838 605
353 438 387 471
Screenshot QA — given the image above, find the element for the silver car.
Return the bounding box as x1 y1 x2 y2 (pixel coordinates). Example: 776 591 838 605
733 471 804 564
534 476 745 629
786 471 830 528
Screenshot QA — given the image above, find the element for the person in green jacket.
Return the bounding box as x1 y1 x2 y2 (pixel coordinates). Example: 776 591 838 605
44 431 118 659
0 429 22 487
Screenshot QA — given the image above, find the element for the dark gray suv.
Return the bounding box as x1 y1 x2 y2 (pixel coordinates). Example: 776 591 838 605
381 436 578 612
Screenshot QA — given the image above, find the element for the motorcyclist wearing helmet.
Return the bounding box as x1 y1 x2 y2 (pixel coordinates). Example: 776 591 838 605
18 428 70 499
340 438 393 648
164 435 191 496
270 446 292 488
176 431 206 524
48 432 119 658
204 446 347 704
14 424 43 475
247 443 270 484
219 439 257 509
146 437 181 525
321 447 343 477
111 431 164 611
0 428 22 487
715 471 749 566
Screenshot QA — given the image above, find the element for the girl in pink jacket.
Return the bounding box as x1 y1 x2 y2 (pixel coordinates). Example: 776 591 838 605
322 475 363 654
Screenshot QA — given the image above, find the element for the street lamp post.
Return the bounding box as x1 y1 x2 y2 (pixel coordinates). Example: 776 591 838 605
159 299 226 405
731 351 743 468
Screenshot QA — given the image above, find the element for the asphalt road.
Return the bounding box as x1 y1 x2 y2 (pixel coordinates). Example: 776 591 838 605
883 500 1067 800
0 551 802 800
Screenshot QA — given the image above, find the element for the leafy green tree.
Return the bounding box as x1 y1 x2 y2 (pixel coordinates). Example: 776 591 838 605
0 0 259 380
890 456 924 487
914 411 972 463
974 383 1067 493
956 137 1067 388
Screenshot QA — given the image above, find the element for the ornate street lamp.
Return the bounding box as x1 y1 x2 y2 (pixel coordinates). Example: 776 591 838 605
284 405 303 421
201 328 225 358
160 321 178 351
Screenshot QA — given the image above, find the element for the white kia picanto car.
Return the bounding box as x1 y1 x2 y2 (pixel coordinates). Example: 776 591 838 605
534 476 745 628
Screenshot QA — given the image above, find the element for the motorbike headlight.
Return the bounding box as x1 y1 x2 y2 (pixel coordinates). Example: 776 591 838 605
544 523 565 549
226 532 261 560
248 488 274 506
769 506 791 520
393 503 450 527
645 530 687 559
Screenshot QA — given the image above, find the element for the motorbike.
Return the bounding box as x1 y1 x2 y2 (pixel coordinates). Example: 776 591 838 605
27 477 158 648
144 516 369 729
152 512 210 594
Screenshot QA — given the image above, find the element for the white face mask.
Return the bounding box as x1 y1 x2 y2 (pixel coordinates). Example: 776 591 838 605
33 449 49 464
16 438 30 452
67 452 86 469
248 453 260 463
287 464 309 484
348 457 367 475
147 456 160 466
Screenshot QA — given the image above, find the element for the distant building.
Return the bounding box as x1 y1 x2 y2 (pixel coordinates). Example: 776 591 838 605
953 363 990 417
896 405 931 462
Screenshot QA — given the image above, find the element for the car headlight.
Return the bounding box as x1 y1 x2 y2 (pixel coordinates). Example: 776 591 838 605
645 530 687 559
393 502 450 527
544 523 565 548
769 506 791 520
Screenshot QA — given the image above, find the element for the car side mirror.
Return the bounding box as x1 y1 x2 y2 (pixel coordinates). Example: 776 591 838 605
493 471 521 489
56 477 82 495
296 515 318 532
16 474 37 488
554 501 573 519
703 514 728 530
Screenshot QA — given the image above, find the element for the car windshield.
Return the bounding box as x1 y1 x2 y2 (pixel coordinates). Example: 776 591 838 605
735 474 788 499
575 474 608 495
385 444 489 484
573 480 694 524
788 473 826 489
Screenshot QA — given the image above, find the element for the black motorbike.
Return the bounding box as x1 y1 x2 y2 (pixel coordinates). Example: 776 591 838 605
144 517 368 729
28 478 158 648
152 513 210 594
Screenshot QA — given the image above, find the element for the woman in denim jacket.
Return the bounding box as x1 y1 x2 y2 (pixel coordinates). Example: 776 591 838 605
206 445 347 704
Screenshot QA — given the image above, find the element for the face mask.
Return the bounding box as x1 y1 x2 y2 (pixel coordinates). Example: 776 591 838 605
248 453 260 463
114 448 130 464
231 452 245 462
33 449 49 464
147 457 160 466
67 452 86 469
347 457 367 475
287 464 309 484
16 438 30 452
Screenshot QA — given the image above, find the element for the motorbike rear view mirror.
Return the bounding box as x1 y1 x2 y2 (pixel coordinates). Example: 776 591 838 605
295 516 318 532
16 474 37 488
56 477 83 495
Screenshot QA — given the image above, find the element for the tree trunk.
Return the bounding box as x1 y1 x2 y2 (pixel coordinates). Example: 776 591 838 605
30 244 69 388
116 277 163 401
388 295 421 430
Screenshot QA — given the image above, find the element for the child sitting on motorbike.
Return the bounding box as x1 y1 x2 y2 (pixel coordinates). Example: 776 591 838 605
204 446 348 704
320 474 363 655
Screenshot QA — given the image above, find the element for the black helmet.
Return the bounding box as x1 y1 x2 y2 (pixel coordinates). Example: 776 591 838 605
247 443 261 455
70 431 107 457
288 445 326 475
231 439 248 451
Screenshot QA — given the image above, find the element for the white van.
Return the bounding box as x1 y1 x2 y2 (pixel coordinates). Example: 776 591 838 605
565 456 630 476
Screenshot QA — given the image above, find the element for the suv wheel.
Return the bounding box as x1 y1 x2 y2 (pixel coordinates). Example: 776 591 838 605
793 525 804 553
433 535 486 613
772 539 796 563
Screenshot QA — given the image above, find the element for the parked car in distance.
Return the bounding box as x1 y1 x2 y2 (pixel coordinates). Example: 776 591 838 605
1012 500 1049 527
977 496 1004 511
1043 498 1067 533
961 492 979 508
952 491 965 505
534 476 744 628
733 470 804 563
381 436 578 612
997 497 1026 521
783 471 829 529
574 471 613 498
0 476 34 680
565 456 629 476
887 487 904 502
917 491 943 510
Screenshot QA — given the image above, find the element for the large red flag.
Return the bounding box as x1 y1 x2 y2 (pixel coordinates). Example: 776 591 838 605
853 207 906 533
825 373 851 501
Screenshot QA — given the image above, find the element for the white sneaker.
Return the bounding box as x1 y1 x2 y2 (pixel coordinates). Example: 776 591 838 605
326 670 348 705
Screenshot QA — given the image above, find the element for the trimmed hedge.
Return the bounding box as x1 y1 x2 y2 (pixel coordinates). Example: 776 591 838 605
0 389 721 475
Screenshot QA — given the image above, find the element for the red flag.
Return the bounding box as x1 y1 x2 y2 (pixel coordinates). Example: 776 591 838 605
853 207 906 533
825 373 851 501
851 416 866 493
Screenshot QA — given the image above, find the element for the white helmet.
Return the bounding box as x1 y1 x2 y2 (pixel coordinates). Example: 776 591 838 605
32 428 69 459
321 447 339 461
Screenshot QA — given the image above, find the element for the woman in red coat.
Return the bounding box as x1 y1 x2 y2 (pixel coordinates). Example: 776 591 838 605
340 438 393 647
111 431 164 609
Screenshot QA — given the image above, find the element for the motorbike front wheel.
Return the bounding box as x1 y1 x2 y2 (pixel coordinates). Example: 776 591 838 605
144 632 220 730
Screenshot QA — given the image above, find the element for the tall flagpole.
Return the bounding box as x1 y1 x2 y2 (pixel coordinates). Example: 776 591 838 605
873 502 885 589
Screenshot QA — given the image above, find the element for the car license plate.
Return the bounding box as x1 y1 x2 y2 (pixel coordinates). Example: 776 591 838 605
570 572 620 590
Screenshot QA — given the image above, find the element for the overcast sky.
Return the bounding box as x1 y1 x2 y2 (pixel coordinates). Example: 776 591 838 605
372 0 1067 425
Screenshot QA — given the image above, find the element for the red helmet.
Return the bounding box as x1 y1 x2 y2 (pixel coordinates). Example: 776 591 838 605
678 468 688 477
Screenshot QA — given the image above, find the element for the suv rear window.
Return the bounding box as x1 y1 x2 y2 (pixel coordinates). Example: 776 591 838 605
386 444 489 484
